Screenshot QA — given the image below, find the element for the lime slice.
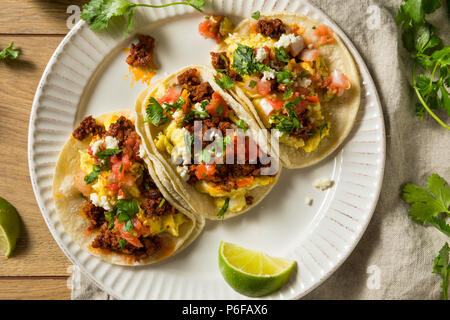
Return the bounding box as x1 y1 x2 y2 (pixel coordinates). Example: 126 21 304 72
0 197 21 258
218 241 296 297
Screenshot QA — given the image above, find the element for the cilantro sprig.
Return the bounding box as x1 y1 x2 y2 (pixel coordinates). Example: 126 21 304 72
82 0 206 35
0 42 20 61
433 243 449 300
402 174 450 299
402 174 450 237
217 197 230 219
232 43 269 76
396 0 449 130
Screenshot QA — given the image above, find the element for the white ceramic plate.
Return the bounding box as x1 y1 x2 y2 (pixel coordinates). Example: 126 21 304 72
28 0 385 300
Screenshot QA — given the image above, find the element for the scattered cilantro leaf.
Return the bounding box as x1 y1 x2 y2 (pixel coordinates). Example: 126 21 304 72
215 73 235 90
146 97 169 126
275 47 290 63
251 11 260 20
402 174 450 237
237 119 248 132
119 238 127 249
0 42 20 61
396 0 449 130
217 197 230 219
232 43 269 76
84 165 102 184
433 243 449 300
96 148 123 158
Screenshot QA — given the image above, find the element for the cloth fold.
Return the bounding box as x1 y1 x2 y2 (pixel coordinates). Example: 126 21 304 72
72 0 450 300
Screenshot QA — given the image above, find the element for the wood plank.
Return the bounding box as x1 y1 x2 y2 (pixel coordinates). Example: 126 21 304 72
0 0 87 34
0 36 71 276
0 278 70 300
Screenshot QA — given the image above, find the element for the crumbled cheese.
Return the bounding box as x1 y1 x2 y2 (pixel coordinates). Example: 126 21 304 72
90 139 103 155
177 165 190 181
272 129 284 139
305 197 313 206
299 77 312 88
313 178 334 191
104 136 119 150
172 109 185 123
90 193 113 211
255 47 268 63
138 143 145 159
275 34 303 49
261 69 276 82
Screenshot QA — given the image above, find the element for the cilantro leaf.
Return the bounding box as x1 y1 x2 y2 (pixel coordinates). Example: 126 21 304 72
217 197 230 219
84 165 103 184
146 97 169 126
402 174 450 236
0 42 20 61
433 243 449 300
237 119 248 132
82 0 134 31
252 11 261 20
115 199 139 217
119 238 127 249
82 0 205 34
215 73 235 90
232 43 268 76
275 47 290 63
96 148 123 158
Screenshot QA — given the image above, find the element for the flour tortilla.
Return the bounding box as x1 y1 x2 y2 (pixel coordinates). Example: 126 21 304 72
215 13 361 169
52 111 204 266
134 65 281 220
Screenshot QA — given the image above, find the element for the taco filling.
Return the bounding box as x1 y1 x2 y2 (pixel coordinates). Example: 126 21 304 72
71 115 189 261
146 68 276 214
206 16 352 152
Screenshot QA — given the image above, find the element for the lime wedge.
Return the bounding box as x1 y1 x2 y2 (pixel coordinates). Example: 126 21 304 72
218 241 296 297
0 197 21 258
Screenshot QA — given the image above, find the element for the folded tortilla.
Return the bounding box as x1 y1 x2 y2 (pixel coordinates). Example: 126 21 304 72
135 65 281 220
214 13 361 169
52 111 204 266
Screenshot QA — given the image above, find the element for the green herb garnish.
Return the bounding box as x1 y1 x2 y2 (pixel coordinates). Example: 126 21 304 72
81 0 206 36
215 73 235 90
251 11 260 20
158 198 166 208
276 70 296 85
0 42 20 61
396 0 449 130
84 165 102 184
402 173 450 237
217 198 230 219
433 242 449 300
275 47 290 63
248 80 257 88
232 43 269 76
146 97 169 126
119 238 127 249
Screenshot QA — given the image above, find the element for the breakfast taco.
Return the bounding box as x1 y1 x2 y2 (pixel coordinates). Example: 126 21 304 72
135 66 281 220
206 13 361 168
53 111 204 266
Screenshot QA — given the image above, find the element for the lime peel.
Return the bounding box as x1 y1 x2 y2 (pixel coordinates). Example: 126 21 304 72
0 197 21 258
219 242 296 297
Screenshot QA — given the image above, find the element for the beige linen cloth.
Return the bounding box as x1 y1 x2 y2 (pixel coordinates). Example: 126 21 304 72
71 0 450 300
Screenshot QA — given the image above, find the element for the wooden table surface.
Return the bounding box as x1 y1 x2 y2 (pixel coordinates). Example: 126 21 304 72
0 0 89 300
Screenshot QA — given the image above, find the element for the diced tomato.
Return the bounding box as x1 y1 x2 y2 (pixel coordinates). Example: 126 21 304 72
73 171 92 197
158 87 182 105
300 48 320 62
107 182 120 192
306 96 320 103
244 77 260 94
111 153 131 181
115 217 143 248
198 19 220 42
329 69 350 89
267 98 284 111
206 92 229 117
180 89 190 114
260 98 283 116
195 163 216 180
118 189 125 199
314 25 335 45
235 176 255 189
257 80 273 96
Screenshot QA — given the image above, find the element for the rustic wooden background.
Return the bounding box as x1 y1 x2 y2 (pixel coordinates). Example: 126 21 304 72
0 0 90 300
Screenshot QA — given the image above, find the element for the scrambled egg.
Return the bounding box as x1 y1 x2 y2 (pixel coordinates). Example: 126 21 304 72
154 121 188 163
196 176 274 212
224 33 275 55
137 210 188 237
